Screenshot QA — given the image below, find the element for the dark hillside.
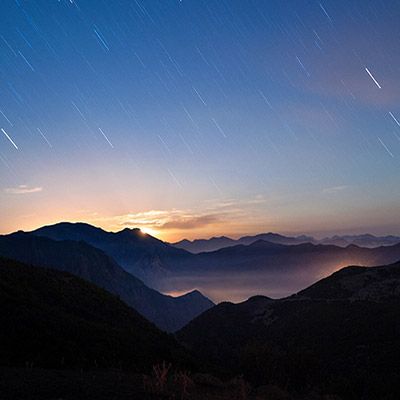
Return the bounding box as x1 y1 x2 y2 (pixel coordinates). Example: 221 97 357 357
178 261 400 399
0 233 213 332
0 257 189 371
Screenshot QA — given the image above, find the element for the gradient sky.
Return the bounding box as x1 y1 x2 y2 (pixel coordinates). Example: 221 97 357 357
0 0 399 241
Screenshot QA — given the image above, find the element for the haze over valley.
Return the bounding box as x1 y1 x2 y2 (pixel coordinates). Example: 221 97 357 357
4 222 400 304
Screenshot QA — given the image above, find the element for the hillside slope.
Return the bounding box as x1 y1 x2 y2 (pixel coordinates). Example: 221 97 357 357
178 261 400 399
32 222 192 284
0 257 189 370
0 233 213 332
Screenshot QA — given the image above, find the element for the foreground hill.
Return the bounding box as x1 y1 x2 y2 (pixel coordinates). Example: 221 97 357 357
0 233 213 332
178 261 400 399
0 257 189 371
0 257 291 400
296 260 400 300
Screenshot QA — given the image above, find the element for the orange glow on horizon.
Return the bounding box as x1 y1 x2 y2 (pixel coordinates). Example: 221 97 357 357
2 198 399 244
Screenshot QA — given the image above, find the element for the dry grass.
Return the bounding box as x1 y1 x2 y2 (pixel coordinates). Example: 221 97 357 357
142 363 301 399
143 361 171 395
173 370 194 399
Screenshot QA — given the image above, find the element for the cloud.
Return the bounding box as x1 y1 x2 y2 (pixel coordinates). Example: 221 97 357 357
4 185 43 195
119 210 224 231
246 194 267 205
87 195 271 240
159 214 220 230
322 185 348 194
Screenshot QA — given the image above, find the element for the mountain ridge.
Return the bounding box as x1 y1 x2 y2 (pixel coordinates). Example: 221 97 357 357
25 222 400 303
0 232 213 332
173 231 400 253
32 222 193 285
178 260 400 399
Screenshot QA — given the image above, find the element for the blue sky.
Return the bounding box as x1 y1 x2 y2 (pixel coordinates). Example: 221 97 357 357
0 0 399 240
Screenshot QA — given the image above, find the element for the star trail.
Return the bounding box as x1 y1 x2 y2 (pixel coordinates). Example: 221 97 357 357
0 0 399 240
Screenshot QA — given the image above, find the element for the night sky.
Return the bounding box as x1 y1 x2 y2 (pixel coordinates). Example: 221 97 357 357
1 0 399 241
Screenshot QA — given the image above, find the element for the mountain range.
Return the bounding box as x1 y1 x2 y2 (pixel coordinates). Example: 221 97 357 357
158 239 400 302
0 231 213 332
19 222 400 303
173 232 314 253
1 222 400 399
173 232 400 253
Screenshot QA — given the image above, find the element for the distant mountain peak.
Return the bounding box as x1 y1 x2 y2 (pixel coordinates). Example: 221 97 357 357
44 221 103 230
175 238 192 245
246 294 273 302
117 227 143 236
186 289 202 296
345 243 361 249
248 239 283 248
173 231 400 254
180 289 213 302
173 231 317 253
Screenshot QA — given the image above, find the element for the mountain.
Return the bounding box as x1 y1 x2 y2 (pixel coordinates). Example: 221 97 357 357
178 261 400 399
238 232 315 246
173 232 400 254
173 236 237 253
162 239 400 302
296 260 400 301
0 256 190 371
0 232 213 332
28 223 400 303
319 233 400 248
172 232 315 253
32 222 192 285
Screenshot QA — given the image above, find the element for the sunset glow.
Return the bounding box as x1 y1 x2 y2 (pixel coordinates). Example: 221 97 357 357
0 0 399 242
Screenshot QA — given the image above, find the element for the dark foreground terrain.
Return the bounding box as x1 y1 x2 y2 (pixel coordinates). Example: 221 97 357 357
178 261 400 399
0 366 334 400
0 257 190 371
1 255 400 399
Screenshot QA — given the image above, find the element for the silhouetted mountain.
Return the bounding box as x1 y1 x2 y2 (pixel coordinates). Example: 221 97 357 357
0 233 213 332
173 236 237 253
172 232 315 253
319 233 400 248
0 256 189 371
27 223 400 303
32 222 192 285
173 232 400 253
238 232 315 246
178 261 400 399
